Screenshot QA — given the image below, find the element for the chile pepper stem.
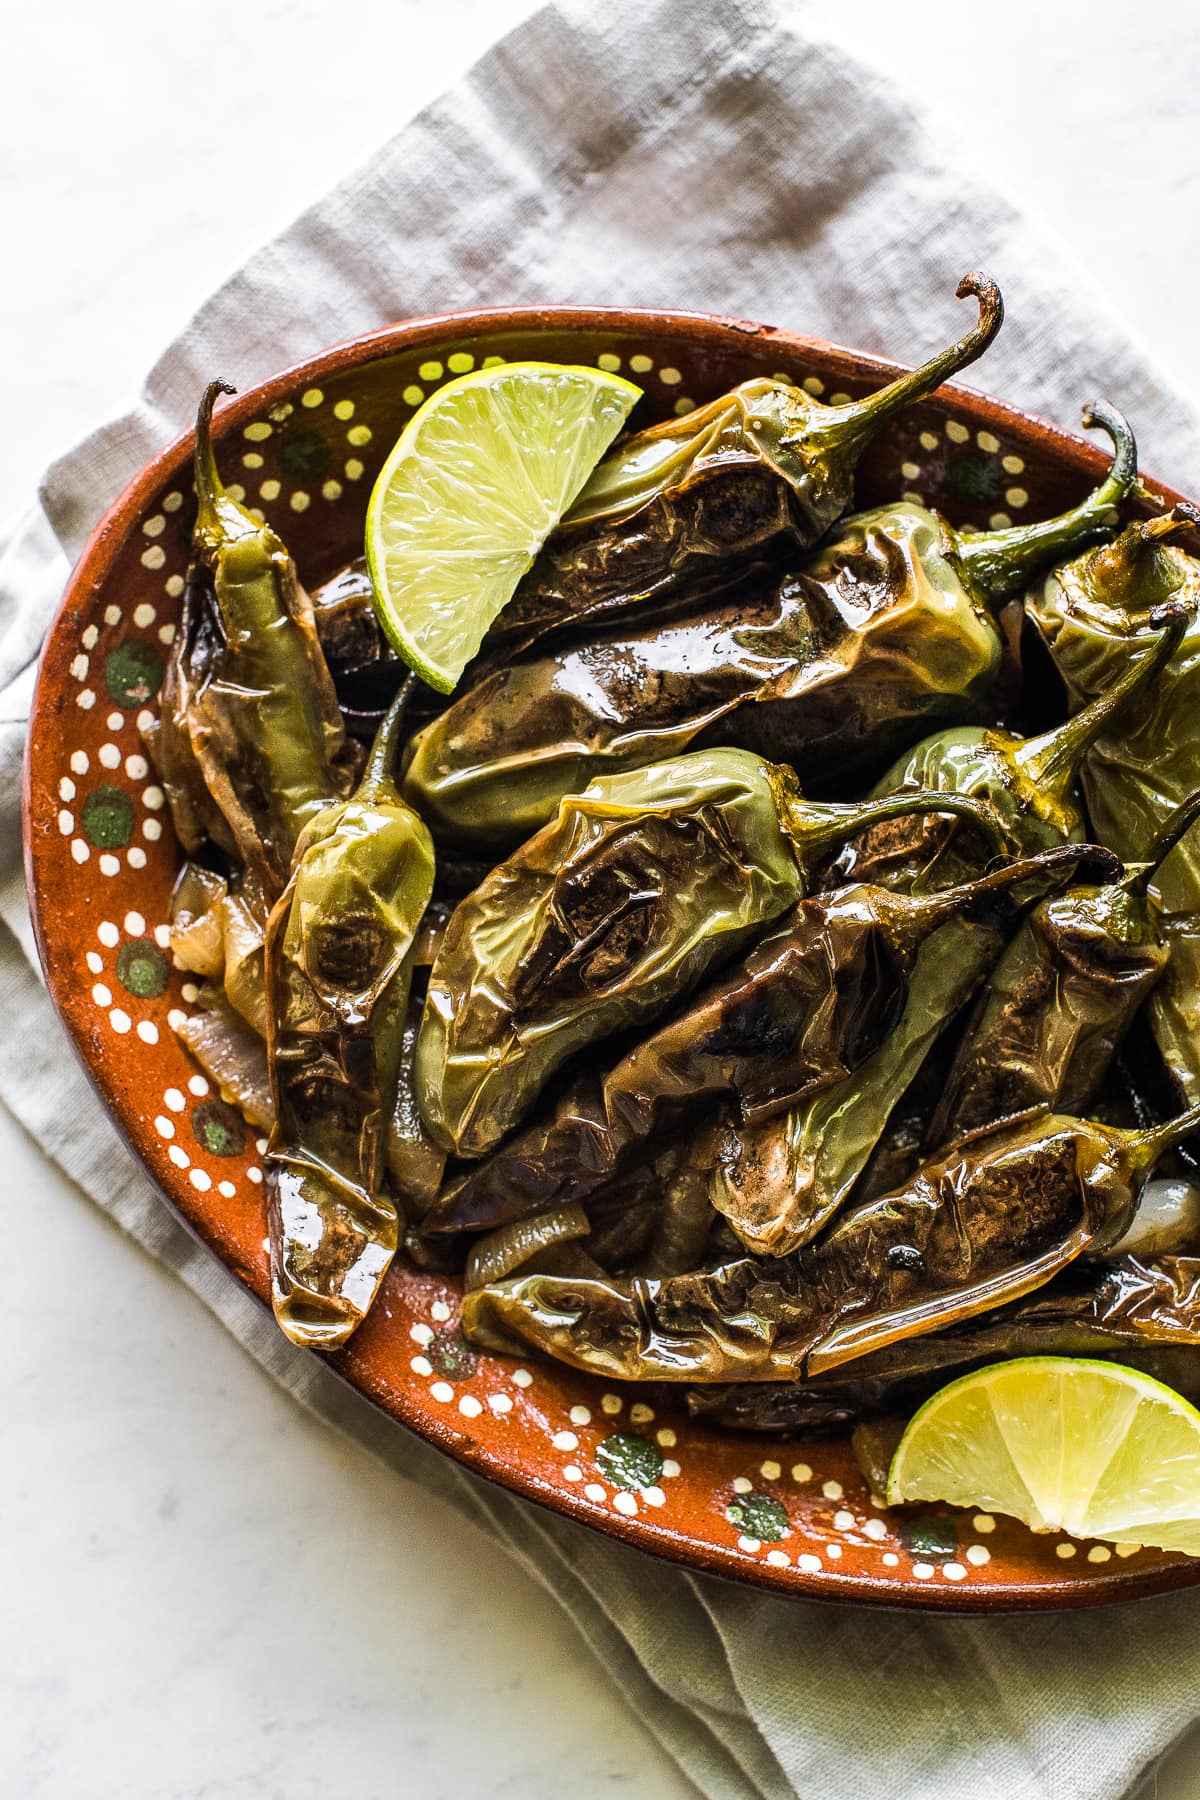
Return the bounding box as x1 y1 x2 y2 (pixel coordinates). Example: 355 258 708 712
1087 502 1200 608
1129 1100 1200 1175
954 401 1138 606
358 675 417 801
193 380 238 540
1124 788 1200 897
786 788 1012 863
904 842 1122 934
801 273 1004 462
1016 604 1189 796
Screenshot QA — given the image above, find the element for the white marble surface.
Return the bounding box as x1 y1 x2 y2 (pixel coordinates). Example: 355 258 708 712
5 1 1200 1794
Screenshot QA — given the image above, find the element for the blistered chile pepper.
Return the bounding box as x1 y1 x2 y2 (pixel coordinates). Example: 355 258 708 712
462 1103 1200 1383
425 844 1113 1241
402 404 1138 846
414 746 1007 1160
1028 505 1200 1107
266 682 436 1350
928 791 1200 1147
483 274 1005 660
155 382 352 902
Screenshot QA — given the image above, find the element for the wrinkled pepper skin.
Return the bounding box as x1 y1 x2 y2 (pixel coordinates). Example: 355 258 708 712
462 1104 1200 1383
482 275 1004 661
266 685 436 1349
403 407 1138 847
1028 506 1200 1105
686 1255 1200 1432
426 845 1114 1241
414 747 1007 1161
827 601 1188 896
156 382 351 900
927 794 1200 1147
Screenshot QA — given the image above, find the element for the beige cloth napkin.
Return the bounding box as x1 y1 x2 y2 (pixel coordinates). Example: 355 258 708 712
4 2 1200 1794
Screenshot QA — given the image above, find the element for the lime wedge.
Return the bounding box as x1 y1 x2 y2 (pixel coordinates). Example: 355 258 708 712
365 360 641 692
887 1357 1200 1555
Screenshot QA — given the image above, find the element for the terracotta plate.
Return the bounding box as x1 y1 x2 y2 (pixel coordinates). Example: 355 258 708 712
25 305 1200 1611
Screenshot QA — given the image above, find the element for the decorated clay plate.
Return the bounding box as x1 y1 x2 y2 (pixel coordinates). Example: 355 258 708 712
25 306 1200 1610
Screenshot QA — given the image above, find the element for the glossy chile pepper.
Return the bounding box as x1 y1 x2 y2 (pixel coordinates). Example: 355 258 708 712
461 1101 1200 1383
414 745 1008 1161
424 843 1114 1239
709 844 1119 1257
401 405 1138 849
686 1255 1200 1434
481 274 1004 662
265 679 436 1351
827 597 1189 895
928 791 1200 1147
155 381 352 901
1028 505 1200 1105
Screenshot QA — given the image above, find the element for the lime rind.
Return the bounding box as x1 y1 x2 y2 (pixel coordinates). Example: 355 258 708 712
887 1356 1200 1557
365 360 642 693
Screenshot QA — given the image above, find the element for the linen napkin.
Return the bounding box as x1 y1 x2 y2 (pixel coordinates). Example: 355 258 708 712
4 2 1200 1795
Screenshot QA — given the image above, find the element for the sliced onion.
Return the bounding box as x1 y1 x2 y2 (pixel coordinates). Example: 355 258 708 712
466 1204 590 1290
168 863 228 979
175 1003 274 1130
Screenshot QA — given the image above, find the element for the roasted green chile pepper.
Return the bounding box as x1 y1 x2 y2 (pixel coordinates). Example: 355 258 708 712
414 747 1008 1160
482 275 1004 660
1028 505 1200 1106
828 600 1188 894
425 844 1114 1239
928 793 1200 1146
154 382 352 899
402 406 1138 846
710 846 1118 1256
462 1103 1200 1383
266 682 436 1349
686 1255 1200 1433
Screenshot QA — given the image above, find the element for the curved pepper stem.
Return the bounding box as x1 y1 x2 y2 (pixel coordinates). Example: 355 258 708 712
1126 1099 1200 1179
800 273 1004 465
954 400 1139 606
1016 602 1189 798
193 379 238 544
903 841 1122 934
1124 787 1200 897
1085 501 1200 610
780 786 1011 864
358 675 417 803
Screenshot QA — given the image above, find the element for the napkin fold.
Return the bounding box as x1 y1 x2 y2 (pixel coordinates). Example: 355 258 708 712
4 2 1200 1795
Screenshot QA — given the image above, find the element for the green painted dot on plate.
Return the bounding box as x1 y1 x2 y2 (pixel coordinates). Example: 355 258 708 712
447 352 474 374
104 641 163 708
899 1515 958 1559
116 938 169 998
191 1098 246 1158
428 1325 477 1380
727 1492 787 1544
419 360 444 382
81 785 134 848
597 353 622 372
596 1432 663 1490
403 385 425 407
943 451 1004 506
481 356 505 369
277 428 331 480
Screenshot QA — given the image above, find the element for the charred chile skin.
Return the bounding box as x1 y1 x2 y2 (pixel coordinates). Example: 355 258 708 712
461 1104 1200 1383
928 792 1200 1146
483 275 1004 661
1029 506 1200 1107
414 746 1007 1162
155 382 352 901
402 407 1139 849
426 845 1116 1240
265 684 436 1351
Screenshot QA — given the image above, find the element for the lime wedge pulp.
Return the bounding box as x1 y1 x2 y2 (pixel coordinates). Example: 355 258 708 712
365 360 642 693
887 1357 1200 1556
